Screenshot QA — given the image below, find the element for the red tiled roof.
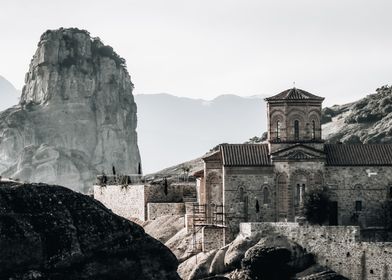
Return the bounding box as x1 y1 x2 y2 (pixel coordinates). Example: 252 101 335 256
325 144 392 166
221 144 271 166
265 88 324 101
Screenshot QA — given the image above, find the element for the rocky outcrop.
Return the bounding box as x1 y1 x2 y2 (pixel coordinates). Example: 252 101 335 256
0 182 179 279
322 85 392 144
177 233 344 280
0 28 141 192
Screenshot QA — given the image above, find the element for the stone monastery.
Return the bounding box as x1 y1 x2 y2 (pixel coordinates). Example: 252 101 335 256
94 88 392 247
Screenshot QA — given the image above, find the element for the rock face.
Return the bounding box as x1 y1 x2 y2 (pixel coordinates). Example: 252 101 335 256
322 85 392 144
0 182 179 279
0 28 141 192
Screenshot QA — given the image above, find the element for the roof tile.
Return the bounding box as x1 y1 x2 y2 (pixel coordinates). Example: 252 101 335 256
325 144 392 166
221 144 271 166
265 88 324 101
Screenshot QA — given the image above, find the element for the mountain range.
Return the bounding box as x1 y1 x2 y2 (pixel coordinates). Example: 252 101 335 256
148 85 392 176
135 93 266 173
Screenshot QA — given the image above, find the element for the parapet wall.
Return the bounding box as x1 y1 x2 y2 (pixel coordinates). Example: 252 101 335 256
145 182 196 203
147 203 185 220
240 222 392 280
93 184 146 221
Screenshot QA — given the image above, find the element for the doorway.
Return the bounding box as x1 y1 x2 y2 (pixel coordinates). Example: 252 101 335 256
329 201 338 225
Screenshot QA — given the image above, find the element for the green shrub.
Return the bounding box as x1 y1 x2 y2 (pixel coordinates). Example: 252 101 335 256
304 187 331 225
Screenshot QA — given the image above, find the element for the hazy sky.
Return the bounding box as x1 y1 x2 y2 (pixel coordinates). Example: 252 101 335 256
1 0 392 106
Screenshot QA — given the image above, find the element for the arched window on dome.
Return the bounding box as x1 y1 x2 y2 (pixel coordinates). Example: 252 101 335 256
294 120 300 140
276 121 281 141
312 120 316 140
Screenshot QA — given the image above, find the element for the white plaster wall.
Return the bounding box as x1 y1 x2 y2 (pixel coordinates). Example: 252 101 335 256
93 184 146 221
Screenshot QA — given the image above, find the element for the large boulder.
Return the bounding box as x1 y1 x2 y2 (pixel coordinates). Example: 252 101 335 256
0 28 141 192
241 235 314 279
224 234 259 270
0 182 179 279
143 215 185 244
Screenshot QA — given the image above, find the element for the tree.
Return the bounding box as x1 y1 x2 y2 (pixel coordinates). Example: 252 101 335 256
303 187 331 225
181 165 191 181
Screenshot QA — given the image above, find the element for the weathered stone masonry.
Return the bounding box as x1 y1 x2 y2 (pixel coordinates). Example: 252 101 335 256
240 222 392 280
194 88 392 242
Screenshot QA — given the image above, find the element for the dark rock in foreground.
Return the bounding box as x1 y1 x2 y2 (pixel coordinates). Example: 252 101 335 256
0 182 179 279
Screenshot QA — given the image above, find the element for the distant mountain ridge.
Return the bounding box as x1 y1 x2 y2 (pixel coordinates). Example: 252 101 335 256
150 86 392 177
0 76 19 110
135 93 267 173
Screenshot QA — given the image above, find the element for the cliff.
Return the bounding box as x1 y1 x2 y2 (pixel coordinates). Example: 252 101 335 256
0 28 141 192
322 85 392 144
0 182 179 279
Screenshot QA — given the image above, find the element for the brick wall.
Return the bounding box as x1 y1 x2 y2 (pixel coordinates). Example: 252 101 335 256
240 222 392 280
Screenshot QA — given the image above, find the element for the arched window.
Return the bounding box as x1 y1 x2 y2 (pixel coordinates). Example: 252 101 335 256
296 184 301 205
312 120 316 140
277 173 288 215
263 187 270 204
294 120 300 140
276 121 281 141
238 187 244 201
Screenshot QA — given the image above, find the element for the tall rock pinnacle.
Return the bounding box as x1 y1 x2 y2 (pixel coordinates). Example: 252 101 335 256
0 28 141 192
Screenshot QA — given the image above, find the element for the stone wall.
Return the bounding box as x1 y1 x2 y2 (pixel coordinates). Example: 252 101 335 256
147 202 185 220
93 184 146 221
202 226 225 252
223 166 275 240
93 182 196 222
325 166 391 227
145 182 195 203
240 222 392 280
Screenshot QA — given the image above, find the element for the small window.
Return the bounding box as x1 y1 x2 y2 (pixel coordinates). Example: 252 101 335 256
355 201 362 212
239 187 244 201
389 186 392 199
276 121 281 141
255 199 260 213
294 120 299 140
263 187 271 204
312 120 316 140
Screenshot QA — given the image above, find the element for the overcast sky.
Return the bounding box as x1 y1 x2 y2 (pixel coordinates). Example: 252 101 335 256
1 0 392 106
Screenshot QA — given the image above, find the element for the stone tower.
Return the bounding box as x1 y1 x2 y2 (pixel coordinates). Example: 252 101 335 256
265 88 325 221
264 88 324 153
